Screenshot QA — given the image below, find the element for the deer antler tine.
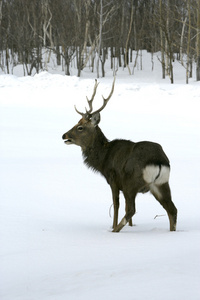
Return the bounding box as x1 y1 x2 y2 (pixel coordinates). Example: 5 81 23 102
86 96 92 114
74 105 85 117
74 78 115 119
75 79 99 118
86 79 99 114
92 77 116 115
102 76 115 102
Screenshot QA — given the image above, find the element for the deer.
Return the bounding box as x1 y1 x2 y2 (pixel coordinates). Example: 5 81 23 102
62 78 177 233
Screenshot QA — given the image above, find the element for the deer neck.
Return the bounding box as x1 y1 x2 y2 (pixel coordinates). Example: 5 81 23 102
82 126 109 172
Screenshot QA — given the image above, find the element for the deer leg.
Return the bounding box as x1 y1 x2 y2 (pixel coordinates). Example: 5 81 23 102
150 182 177 231
113 195 136 233
128 219 133 226
126 204 133 226
110 185 119 229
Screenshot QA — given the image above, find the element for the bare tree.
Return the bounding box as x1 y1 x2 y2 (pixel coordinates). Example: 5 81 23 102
159 0 165 78
180 11 188 66
125 0 134 75
186 0 191 84
196 0 200 81
97 0 103 78
41 0 53 70
96 0 117 78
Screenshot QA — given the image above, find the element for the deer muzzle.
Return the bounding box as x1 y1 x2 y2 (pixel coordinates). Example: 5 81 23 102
62 133 73 145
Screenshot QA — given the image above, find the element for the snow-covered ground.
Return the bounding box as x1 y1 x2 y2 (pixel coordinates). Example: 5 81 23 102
0 53 200 300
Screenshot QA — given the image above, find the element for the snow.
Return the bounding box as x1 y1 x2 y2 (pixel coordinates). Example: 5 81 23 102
0 53 200 300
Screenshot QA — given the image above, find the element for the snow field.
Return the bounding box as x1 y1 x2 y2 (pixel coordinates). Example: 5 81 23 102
0 56 200 299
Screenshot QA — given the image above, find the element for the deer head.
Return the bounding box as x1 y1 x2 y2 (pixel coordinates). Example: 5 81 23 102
62 78 115 150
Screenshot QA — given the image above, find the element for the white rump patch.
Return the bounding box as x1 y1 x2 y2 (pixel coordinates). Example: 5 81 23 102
143 165 170 185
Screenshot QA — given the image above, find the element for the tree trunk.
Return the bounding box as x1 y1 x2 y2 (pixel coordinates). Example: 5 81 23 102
180 16 187 66
186 0 191 84
97 0 103 78
159 0 165 79
196 0 200 81
125 0 134 75
56 45 61 66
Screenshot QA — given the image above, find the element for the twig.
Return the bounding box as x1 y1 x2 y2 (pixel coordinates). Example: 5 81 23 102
109 204 113 218
154 214 165 219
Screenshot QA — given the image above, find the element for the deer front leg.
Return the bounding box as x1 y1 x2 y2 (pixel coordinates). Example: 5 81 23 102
110 184 119 229
126 204 133 226
112 216 128 232
113 196 136 232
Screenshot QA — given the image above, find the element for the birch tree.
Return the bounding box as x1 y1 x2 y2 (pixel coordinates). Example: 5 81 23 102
41 0 53 70
96 0 116 78
125 0 134 75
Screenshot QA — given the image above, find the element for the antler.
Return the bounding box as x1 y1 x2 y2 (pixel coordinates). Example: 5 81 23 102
86 79 99 114
75 77 115 119
74 79 99 118
91 77 115 116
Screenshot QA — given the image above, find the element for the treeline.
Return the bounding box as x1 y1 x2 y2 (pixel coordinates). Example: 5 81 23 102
0 0 200 83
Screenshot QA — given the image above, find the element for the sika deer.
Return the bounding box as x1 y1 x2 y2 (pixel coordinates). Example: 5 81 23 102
62 79 177 232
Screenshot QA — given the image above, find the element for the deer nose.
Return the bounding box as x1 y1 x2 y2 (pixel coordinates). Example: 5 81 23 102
62 133 67 139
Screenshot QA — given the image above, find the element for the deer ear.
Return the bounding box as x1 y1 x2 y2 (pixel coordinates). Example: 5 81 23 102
91 112 101 126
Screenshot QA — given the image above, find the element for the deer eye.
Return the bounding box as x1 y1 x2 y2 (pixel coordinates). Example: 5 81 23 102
77 126 83 131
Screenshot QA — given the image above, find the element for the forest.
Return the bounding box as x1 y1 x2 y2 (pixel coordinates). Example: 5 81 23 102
0 0 200 83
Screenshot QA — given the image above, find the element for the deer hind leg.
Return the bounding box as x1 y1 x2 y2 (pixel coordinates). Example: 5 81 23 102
112 193 136 233
150 182 177 231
